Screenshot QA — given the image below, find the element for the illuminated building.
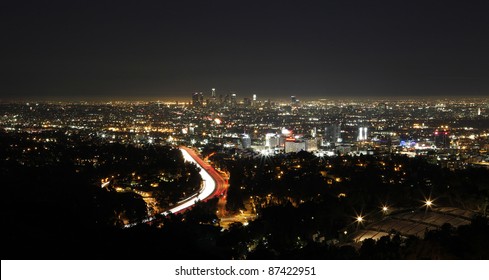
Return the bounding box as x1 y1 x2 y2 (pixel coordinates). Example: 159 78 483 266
291 95 299 105
265 133 279 148
285 140 306 153
240 134 251 149
324 123 341 144
192 92 203 107
304 138 318 152
209 88 217 105
357 127 368 141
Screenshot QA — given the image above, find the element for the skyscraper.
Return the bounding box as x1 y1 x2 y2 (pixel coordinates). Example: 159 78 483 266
265 133 279 148
324 123 341 144
252 94 257 107
192 92 203 107
240 134 251 149
210 88 217 105
291 96 299 105
357 127 368 141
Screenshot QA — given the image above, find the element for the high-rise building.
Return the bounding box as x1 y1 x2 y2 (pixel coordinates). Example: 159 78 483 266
192 92 204 107
240 134 251 149
311 127 317 138
265 133 279 148
324 123 341 144
231 93 237 107
357 127 368 141
305 138 318 152
291 96 299 105
209 88 217 105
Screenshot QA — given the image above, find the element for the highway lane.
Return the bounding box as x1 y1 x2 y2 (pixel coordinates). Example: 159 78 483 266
169 147 217 211
123 146 226 228
180 146 227 200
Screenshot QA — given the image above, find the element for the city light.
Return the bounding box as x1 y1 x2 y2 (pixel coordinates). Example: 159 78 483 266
3 0 489 262
422 196 436 210
1 94 486 260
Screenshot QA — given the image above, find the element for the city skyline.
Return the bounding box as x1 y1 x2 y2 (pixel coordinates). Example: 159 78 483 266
2 97 488 260
2 0 488 100
2 91 489 103
1 0 488 264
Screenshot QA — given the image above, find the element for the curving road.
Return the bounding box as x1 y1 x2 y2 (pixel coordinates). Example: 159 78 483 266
170 146 219 211
123 146 227 228
180 146 228 200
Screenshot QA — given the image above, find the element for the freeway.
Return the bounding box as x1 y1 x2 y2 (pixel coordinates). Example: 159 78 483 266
123 146 227 228
180 146 228 200
170 146 222 211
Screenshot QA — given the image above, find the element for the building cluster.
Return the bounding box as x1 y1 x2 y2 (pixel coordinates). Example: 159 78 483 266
1 93 488 169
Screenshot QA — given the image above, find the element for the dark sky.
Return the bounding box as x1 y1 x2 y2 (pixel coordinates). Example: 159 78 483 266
1 0 488 101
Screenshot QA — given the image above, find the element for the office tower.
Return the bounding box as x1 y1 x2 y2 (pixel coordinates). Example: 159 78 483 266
209 88 217 105
243 97 251 107
357 127 368 141
240 134 251 149
192 92 203 107
324 123 341 144
291 96 299 105
265 133 279 148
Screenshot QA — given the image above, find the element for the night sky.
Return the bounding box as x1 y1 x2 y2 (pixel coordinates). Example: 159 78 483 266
1 0 488 101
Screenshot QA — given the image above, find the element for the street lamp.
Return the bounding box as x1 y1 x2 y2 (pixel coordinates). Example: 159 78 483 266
424 199 434 208
422 197 435 213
